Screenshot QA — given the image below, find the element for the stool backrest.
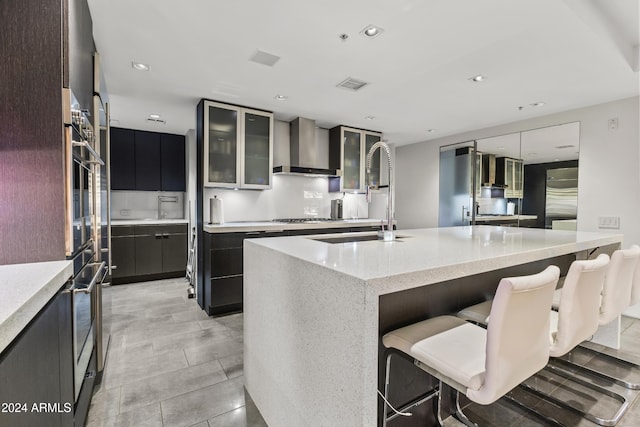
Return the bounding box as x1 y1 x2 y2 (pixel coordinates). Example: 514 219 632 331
552 254 609 357
600 245 640 325
468 265 559 405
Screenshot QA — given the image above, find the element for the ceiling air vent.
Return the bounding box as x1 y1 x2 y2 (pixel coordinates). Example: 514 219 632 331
249 50 281 67
337 77 369 91
146 117 166 124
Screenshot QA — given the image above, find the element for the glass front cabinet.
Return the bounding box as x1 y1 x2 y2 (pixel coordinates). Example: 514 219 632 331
329 126 382 193
202 100 273 189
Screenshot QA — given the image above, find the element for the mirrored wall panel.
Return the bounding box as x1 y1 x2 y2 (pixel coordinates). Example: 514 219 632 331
439 122 580 229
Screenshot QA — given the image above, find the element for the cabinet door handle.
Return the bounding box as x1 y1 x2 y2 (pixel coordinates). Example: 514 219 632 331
155 233 163 239
163 233 170 239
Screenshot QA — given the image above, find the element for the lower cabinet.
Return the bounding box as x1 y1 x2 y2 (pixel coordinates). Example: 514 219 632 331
204 226 383 316
0 285 74 427
112 224 188 284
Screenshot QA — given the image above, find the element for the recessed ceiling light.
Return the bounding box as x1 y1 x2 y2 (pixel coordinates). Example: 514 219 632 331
497 146 505 150
530 102 546 107
365 115 375 120
554 158 560 161
274 94 288 101
149 114 161 120
469 74 486 82
361 25 384 38
132 62 149 71
426 129 437 133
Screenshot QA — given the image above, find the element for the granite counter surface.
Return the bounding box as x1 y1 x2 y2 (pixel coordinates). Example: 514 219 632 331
246 225 622 295
0 260 73 354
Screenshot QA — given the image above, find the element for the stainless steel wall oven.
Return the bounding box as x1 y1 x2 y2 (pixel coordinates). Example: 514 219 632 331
63 88 108 425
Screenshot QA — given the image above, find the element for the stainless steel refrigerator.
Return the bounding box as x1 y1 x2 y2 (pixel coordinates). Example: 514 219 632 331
545 167 578 228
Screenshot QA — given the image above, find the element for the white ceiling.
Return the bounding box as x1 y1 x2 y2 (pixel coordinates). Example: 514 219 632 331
87 0 639 146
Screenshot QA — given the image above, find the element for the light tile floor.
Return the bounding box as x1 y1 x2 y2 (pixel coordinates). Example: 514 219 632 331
88 278 640 427
86 278 266 427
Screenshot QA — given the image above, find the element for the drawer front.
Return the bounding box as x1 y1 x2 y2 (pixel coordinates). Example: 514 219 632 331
159 224 188 234
210 276 243 308
211 248 243 278
111 225 135 236
210 233 245 250
210 230 286 249
134 225 162 237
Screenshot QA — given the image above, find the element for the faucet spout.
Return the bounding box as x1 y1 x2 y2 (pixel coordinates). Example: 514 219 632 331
366 141 394 239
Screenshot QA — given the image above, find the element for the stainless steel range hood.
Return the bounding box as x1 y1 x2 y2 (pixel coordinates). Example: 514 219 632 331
273 117 339 176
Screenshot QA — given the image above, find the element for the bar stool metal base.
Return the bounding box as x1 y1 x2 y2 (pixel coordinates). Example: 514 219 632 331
552 345 640 390
521 363 629 426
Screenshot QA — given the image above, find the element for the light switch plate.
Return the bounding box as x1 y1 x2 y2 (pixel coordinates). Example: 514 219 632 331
598 216 620 229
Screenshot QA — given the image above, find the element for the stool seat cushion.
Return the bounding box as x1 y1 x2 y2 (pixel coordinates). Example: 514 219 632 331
382 315 467 355
457 300 492 324
410 320 487 391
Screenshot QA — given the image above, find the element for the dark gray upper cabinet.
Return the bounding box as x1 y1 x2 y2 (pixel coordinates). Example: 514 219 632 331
161 133 186 191
134 131 162 191
109 128 185 191
110 128 135 190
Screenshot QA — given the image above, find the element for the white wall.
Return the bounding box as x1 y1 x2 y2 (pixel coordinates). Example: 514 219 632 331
395 96 640 247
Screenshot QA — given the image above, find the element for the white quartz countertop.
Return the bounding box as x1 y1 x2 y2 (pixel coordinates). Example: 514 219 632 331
205 219 386 233
111 219 188 226
0 260 73 354
245 226 622 294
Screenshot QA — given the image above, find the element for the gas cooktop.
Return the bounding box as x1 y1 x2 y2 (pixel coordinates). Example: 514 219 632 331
272 218 340 223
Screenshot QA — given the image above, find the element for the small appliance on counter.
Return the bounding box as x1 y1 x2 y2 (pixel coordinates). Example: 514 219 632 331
330 199 343 220
210 195 224 224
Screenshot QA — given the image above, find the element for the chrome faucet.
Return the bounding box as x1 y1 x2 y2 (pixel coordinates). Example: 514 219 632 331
366 141 395 240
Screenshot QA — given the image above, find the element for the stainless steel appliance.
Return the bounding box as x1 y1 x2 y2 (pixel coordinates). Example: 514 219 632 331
64 85 110 425
64 89 103 257
545 167 578 228
69 252 105 400
330 199 343 219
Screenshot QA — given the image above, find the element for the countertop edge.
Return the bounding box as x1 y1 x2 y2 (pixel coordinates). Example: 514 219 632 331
204 219 386 233
0 261 73 354
111 219 189 226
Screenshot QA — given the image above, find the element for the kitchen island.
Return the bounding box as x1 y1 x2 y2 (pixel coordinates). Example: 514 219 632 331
243 226 622 426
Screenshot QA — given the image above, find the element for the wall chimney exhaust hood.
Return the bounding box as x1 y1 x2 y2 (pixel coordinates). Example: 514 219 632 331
273 117 340 177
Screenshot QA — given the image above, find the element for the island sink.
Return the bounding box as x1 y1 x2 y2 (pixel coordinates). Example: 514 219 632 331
310 234 405 244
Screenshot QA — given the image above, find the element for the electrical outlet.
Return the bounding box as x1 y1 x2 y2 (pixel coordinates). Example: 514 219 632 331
598 216 620 229
608 117 618 130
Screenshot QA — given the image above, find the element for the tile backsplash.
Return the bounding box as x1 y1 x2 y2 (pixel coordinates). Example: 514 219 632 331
201 175 378 223
112 191 185 220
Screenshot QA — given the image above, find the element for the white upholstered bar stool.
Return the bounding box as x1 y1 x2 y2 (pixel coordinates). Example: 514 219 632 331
564 244 640 391
459 255 631 425
381 266 559 426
